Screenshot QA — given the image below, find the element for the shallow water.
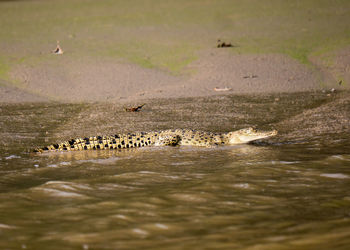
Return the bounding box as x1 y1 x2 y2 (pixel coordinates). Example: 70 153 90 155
1 92 350 249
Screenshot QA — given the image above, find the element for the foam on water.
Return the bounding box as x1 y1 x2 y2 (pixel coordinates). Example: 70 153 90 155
44 181 92 190
5 155 21 160
28 180 93 199
154 223 169 229
38 188 88 198
320 173 349 179
76 157 121 165
0 223 16 229
132 228 149 236
232 183 251 189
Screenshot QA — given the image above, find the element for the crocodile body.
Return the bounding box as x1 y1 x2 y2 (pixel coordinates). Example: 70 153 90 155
33 128 277 153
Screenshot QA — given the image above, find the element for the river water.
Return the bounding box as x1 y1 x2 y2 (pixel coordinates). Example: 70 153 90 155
0 92 350 249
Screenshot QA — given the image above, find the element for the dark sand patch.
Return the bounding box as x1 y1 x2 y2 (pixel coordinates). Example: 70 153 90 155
310 46 350 88
273 92 350 143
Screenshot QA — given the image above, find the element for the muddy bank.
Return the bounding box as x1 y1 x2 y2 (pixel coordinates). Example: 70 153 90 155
274 91 350 143
16 90 345 147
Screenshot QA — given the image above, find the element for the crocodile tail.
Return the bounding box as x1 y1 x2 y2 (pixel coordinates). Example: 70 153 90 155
34 136 108 153
33 139 78 153
33 133 156 153
33 148 44 153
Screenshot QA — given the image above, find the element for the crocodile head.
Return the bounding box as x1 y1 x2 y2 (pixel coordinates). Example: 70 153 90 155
226 127 277 144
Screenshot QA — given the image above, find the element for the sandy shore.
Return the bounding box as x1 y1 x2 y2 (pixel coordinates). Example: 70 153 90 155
1 48 348 103
0 0 349 103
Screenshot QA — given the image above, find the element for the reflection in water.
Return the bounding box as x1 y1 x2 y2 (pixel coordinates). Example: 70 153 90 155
0 92 350 249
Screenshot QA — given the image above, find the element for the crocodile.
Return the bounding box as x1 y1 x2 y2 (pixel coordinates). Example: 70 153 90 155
33 127 277 153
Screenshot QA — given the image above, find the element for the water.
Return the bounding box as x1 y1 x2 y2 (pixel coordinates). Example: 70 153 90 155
1 92 350 249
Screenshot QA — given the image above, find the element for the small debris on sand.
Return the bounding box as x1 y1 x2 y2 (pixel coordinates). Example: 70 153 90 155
243 75 258 79
214 87 231 92
217 39 234 48
52 41 64 55
125 104 146 112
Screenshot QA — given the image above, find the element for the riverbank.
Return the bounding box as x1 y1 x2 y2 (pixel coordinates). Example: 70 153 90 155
0 0 349 103
2 48 349 103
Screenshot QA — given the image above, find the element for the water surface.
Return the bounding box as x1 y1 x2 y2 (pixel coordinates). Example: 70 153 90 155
1 92 350 249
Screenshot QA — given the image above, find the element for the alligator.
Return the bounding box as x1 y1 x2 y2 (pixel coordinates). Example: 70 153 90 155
33 127 277 153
